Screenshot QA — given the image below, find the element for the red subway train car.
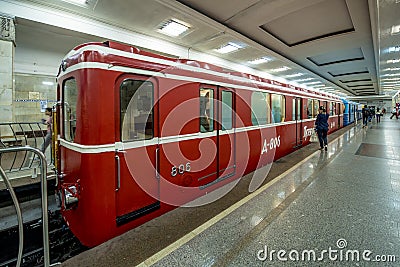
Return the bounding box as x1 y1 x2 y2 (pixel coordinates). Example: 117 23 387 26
55 41 344 247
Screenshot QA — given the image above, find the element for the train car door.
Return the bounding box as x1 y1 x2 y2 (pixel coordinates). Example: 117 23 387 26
114 75 160 226
293 97 303 147
217 88 236 181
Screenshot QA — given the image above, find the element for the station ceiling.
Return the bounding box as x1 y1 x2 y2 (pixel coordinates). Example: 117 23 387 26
1 0 400 99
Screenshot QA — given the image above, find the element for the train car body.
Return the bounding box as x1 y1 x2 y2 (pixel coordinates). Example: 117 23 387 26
55 41 345 247
343 99 359 126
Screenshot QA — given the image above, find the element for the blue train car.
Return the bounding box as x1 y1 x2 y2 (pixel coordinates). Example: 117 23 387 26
342 99 359 126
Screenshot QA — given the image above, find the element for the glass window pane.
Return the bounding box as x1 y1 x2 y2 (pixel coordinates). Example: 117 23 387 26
251 91 269 125
63 78 78 142
120 79 153 141
307 99 313 119
271 94 285 123
200 88 214 132
296 99 301 120
313 100 319 118
221 91 233 130
292 99 296 121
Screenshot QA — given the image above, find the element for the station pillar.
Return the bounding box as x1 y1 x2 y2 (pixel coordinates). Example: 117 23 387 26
0 14 15 124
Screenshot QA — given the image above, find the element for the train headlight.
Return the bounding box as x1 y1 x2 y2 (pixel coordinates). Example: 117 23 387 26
61 182 80 210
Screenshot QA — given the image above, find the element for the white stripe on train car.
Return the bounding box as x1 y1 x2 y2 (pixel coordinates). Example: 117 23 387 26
58 119 319 154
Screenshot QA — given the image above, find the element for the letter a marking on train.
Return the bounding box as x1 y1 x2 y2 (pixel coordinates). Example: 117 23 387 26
261 139 268 155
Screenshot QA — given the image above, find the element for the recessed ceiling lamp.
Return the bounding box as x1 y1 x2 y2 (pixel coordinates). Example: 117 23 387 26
303 81 322 85
285 73 304 78
42 81 54 86
382 67 400 71
215 42 244 54
248 57 272 64
158 19 191 37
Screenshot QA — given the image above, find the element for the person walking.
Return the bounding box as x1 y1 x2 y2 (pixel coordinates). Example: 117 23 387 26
376 108 381 123
390 107 399 119
315 106 329 151
362 105 369 127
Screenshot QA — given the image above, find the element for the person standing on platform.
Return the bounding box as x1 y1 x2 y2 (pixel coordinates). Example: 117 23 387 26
362 105 369 127
315 106 329 151
376 108 381 123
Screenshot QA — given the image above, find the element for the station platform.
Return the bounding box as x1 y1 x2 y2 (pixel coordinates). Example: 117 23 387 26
61 116 400 266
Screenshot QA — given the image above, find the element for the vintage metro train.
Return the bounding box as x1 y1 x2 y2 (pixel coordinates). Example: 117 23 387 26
54 41 346 247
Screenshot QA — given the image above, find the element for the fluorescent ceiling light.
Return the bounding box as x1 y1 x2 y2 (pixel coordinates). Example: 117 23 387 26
294 78 315 82
388 46 400 53
269 66 291 72
285 73 304 78
215 42 244 54
387 59 400 64
382 78 400 81
42 81 54 86
382 73 400 77
303 81 322 85
60 0 88 6
382 67 400 71
158 19 190 37
391 25 400 35
248 57 272 64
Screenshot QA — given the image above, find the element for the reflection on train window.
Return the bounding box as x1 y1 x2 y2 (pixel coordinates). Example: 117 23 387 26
120 79 153 141
251 91 270 126
307 99 313 118
271 94 285 123
200 88 214 132
63 78 78 142
330 102 336 115
221 91 233 130
292 98 301 121
313 100 319 118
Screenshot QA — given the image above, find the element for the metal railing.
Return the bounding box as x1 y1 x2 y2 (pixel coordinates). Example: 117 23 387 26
0 122 52 173
0 146 50 267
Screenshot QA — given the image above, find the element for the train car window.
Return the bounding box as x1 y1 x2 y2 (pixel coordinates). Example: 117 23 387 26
63 78 78 142
200 88 214 132
120 79 153 141
292 99 296 121
221 91 233 130
271 94 285 123
307 99 313 119
251 91 270 126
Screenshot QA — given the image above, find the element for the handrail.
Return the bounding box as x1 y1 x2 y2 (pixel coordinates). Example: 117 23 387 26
0 146 50 267
0 165 24 267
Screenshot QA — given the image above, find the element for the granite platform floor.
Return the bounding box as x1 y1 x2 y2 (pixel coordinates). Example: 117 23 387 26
62 116 400 267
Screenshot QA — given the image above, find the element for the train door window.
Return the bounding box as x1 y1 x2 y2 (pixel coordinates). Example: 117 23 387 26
313 100 319 118
120 79 154 141
322 101 327 111
221 90 233 130
330 102 336 115
200 88 214 132
307 99 313 118
292 99 296 121
251 91 270 125
63 78 78 142
271 94 285 123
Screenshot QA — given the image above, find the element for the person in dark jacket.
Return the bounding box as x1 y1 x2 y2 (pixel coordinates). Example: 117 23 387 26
315 106 329 151
362 105 369 127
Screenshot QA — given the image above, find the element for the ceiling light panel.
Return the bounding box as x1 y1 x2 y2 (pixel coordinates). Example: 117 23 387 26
391 25 400 35
285 73 304 78
215 42 244 54
269 66 291 72
158 19 191 37
248 57 273 64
